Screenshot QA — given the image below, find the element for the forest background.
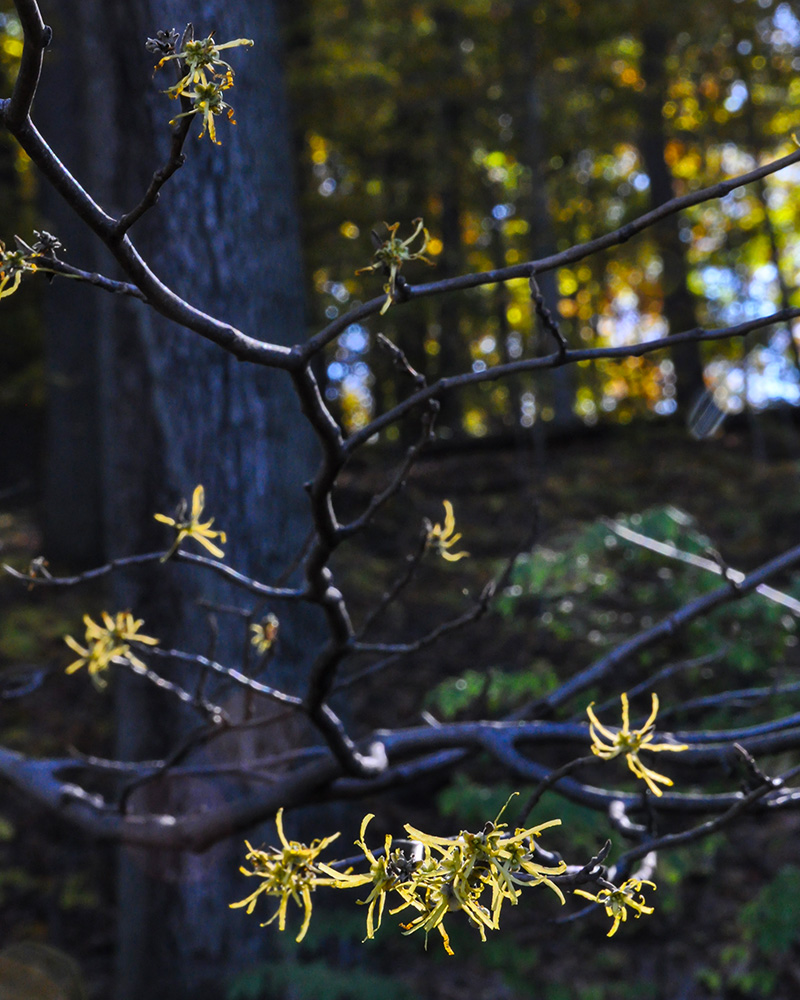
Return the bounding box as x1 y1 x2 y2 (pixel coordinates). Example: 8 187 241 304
2 0 800 998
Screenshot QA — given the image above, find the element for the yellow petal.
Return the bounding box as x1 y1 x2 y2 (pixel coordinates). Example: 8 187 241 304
275 808 288 849
442 500 456 537
641 692 659 733
440 548 469 562
586 703 618 743
191 485 205 519
193 533 226 559
296 887 313 942
620 692 630 732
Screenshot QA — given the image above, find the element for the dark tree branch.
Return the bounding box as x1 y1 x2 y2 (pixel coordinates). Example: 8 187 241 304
5 0 49 128
300 148 800 361
4 550 305 600
345 307 800 450
113 116 193 236
33 258 148 299
526 538 800 717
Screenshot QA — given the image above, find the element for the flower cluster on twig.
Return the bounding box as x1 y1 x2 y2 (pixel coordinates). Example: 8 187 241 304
154 484 227 561
232 802 582 955
64 612 158 689
152 29 253 143
356 218 434 314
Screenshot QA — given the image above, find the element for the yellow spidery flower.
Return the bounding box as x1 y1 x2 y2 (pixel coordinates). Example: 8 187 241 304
0 240 37 299
317 813 421 940
574 877 656 937
230 808 340 943
586 692 688 797
154 484 227 561
426 500 469 562
356 218 434 314
155 33 253 97
64 611 158 689
396 799 566 954
153 31 253 143
250 614 279 654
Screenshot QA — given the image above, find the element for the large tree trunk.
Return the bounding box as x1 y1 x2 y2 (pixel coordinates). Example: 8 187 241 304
510 6 577 439
639 23 706 412
39 2 322 996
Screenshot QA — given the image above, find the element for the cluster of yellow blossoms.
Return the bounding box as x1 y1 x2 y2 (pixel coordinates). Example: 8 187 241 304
64 612 158 689
229 697 686 949
231 804 566 954
153 31 253 144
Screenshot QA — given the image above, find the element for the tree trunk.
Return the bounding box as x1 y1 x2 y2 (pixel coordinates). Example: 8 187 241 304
639 23 705 412
513 12 578 438
39 2 322 996
38 9 104 566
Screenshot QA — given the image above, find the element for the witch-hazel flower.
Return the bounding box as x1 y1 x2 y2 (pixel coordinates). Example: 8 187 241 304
0 239 37 299
426 500 469 562
154 484 226 561
356 218 434 314
316 813 421 940
64 611 158 689
152 29 253 143
396 802 566 955
154 32 253 98
229 808 340 943
586 692 688 797
574 876 656 937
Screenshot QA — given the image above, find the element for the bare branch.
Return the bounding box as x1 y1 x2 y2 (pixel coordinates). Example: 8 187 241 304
605 517 800 615
33 258 148 299
5 0 50 129
113 116 193 236
1 115 295 366
299 147 800 361
337 403 438 540
149 647 303 708
530 271 567 354
345 306 800 451
4 550 305 600
527 537 800 718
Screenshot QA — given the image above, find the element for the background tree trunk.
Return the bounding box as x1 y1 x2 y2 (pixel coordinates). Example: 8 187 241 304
39 2 323 996
639 22 706 413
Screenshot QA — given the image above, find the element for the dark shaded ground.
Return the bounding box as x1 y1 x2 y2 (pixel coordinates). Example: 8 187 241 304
2 412 800 998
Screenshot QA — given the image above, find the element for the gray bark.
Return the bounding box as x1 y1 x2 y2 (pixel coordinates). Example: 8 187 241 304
38 2 322 996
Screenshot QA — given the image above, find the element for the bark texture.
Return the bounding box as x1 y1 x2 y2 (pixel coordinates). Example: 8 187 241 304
38 2 322 995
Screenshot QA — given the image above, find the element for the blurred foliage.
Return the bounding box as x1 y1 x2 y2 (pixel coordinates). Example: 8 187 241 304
425 503 800 752
226 903 417 1000
697 864 800 996
496 504 800 706
740 863 800 957
0 943 88 1000
227 961 415 1000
